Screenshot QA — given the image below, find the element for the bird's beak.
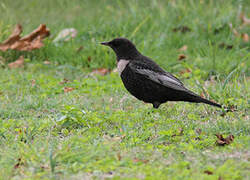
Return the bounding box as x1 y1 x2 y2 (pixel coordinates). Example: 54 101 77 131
101 41 110 46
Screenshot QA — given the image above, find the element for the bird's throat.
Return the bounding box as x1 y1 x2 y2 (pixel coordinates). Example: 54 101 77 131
117 59 130 75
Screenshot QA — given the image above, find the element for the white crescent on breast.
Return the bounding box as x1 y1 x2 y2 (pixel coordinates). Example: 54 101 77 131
117 59 130 75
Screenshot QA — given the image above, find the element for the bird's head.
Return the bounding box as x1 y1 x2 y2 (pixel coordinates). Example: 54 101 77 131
101 38 140 60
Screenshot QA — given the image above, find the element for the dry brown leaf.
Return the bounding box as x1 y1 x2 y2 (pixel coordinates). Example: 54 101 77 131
8 56 24 69
59 78 70 85
64 87 74 93
178 54 186 61
0 24 22 51
91 68 110 76
204 170 213 175
179 68 191 75
76 46 84 53
87 56 92 62
216 134 234 146
242 33 249 42
0 24 50 51
179 45 188 51
240 13 250 26
133 158 149 164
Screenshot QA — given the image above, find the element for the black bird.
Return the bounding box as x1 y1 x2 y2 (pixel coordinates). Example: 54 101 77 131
101 38 221 109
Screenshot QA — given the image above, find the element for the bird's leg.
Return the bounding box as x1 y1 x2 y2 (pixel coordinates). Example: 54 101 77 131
153 102 161 109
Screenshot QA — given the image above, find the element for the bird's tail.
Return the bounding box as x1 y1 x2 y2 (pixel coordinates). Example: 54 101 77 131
185 90 222 108
197 97 222 108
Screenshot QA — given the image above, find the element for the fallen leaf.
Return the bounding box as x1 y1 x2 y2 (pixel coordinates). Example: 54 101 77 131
179 45 188 51
215 134 234 146
8 56 24 69
64 87 74 93
91 68 110 76
242 33 249 42
173 26 191 33
87 56 92 62
240 13 250 26
133 158 149 164
76 46 84 53
179 68 191 75
53 28 77 43
178 54 186 61
0 24 22 51
43 60 51 65
59 78 70 85
0 24 50 51
204 170 213 175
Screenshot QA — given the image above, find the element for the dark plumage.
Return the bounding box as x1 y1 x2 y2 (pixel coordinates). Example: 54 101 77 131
101 38 221 109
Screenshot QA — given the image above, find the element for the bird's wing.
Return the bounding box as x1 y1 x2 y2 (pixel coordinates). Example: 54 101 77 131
128 60 188 92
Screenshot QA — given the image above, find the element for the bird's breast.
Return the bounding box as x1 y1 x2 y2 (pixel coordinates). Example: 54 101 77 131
117 59 130 75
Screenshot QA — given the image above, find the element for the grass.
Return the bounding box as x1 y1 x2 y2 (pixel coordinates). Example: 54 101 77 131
0 0 249 179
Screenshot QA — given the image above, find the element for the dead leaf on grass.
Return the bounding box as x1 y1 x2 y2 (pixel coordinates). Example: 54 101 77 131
0 24 50 51
59 78 70 85
240 13 250 26
179 45 188 51
76 46 84 53
178 54 186 61
179 68 191 75
242 33 249 42
204 170 213 175
215 134 234 146
91 68 110 76
87 56 92 62
64 87 74 93
133 158 149 164
8 56 24 69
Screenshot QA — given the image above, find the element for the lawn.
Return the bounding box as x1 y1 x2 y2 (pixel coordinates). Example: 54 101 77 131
0 0 249 179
